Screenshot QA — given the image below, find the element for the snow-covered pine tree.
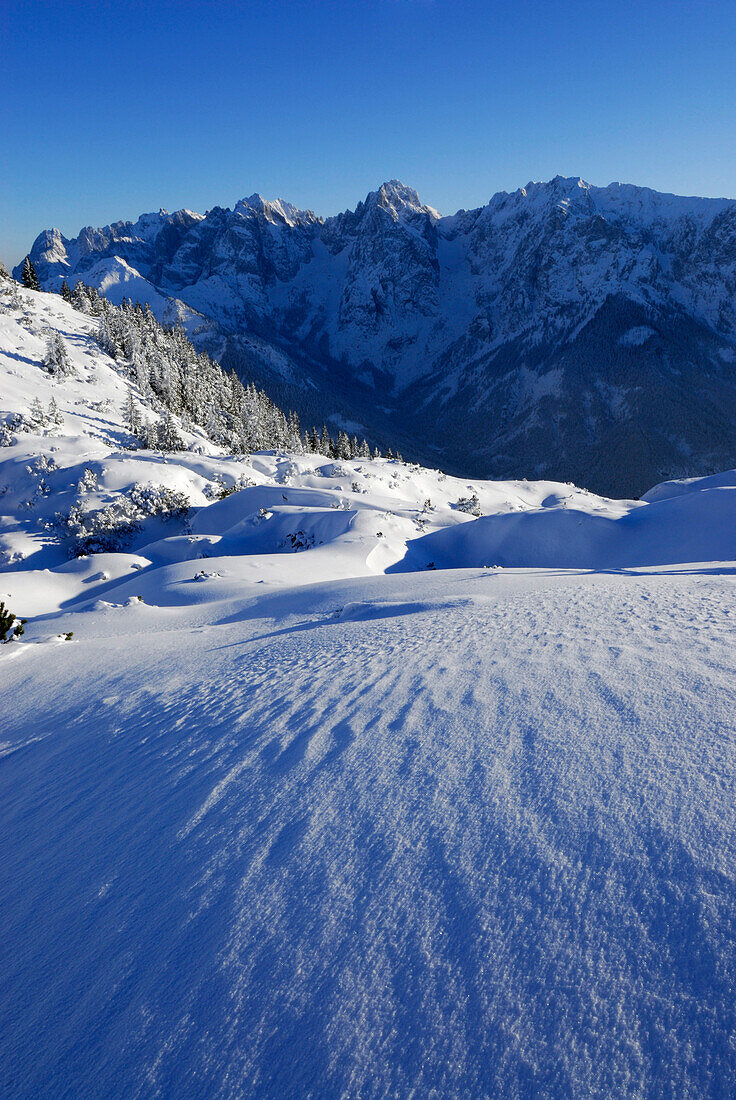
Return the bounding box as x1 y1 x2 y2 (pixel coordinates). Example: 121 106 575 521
96 313 119 358
336 431 351 460
28 397 48 429
43 332 74 377
85 285 103 315
123 391 141 440
286 411 302 453
155 409 185 452
60 280 73 304
21 256 40 291
72 280 90 311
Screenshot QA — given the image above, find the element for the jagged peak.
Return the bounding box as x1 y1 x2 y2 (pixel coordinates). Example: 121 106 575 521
233 194 318 227
35 227 67 246
481 175 733 226
378 180 422 205
513 176 591 201
361 180 441 222
132 208 205 232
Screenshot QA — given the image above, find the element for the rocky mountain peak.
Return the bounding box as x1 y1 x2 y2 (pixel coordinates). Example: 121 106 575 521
233 194 318 228
363 180 440 222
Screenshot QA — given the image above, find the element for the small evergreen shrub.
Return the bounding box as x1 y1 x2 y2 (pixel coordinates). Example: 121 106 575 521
0 600 27 643
58 483 191 555
456 493 482 516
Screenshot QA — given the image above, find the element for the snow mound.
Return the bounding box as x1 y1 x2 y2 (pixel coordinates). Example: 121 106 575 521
391 483 736 571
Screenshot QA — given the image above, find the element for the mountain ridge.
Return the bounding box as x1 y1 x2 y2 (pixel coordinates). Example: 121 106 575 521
18 175 736 496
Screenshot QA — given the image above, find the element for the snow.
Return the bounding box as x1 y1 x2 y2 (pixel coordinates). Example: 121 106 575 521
2 283 736 1096
84 256 172 310
619 324 657 346
234 195 319 228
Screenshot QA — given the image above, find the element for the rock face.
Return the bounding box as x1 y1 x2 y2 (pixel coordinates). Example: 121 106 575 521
18 176 736 496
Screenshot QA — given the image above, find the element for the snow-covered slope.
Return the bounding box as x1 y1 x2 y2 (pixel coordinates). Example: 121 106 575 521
3 281 733 604
3 283 736 1096
19 176 736 496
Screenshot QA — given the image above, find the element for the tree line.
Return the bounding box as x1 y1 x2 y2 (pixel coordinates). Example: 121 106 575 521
20 255 385 460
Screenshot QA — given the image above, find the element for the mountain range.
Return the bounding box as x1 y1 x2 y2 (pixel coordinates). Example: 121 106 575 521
18 175 736 497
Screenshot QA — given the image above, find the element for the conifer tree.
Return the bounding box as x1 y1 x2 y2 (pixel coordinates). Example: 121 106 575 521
0 600 27 643
48 396 63 425
96 313 118 358
43 332 74 377
21 256 40 291
60 280 73 304
29 397 48 428
286 411 302 452
72 280 90 311
336 431 351 460
123 392 141 438
154 409 184 452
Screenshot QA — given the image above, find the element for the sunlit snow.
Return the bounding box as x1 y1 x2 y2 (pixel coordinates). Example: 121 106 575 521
2 286 736 1097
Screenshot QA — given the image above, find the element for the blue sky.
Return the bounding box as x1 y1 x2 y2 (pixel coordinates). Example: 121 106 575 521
3 0 736 267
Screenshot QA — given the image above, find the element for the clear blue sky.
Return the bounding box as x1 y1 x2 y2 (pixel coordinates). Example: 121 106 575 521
3 0 736 268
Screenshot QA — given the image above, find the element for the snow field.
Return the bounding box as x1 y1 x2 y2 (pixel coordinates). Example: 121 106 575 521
2 569 736 1096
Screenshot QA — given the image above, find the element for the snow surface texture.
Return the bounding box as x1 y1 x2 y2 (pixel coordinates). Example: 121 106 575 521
2 286 736 1097
19 176 736 496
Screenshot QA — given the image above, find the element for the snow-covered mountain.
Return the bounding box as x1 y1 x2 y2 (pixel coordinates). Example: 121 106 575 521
19 176 736 496
3 276 735 587
4 274 736 1096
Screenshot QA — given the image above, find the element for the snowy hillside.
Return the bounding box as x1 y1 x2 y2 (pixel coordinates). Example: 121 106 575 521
19 176 736 495
3 283 736 1096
